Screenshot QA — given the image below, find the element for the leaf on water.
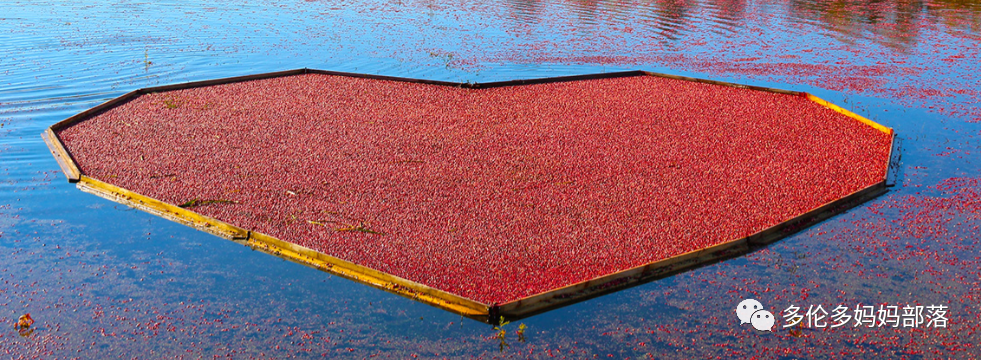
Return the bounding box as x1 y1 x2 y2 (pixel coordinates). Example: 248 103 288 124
16 313 34 330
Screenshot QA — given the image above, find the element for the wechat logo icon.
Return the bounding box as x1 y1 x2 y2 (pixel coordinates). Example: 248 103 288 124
736 298 774 332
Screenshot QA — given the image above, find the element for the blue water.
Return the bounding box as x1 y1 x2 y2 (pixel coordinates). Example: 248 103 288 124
2 0 980 358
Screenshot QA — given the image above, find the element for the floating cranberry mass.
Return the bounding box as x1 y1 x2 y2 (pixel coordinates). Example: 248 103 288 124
43 69 895 324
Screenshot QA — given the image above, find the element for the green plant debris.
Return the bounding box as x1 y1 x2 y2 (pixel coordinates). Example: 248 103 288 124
517 323 527 343
177 198 238 208
426 49 456 68
493 316 510 331
494 316 511 352
284 210 303 224
163 97 179 109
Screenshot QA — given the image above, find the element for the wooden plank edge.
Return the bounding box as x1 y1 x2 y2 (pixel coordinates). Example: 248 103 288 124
304 69 469 88
49 90 141 131
41 129 81 182
73 175 490 321
51 69 307 134
77 176 247 240
496 237 752 321
138 68 309 94
804 93 893 135
745 181 887 248
497 181 889 321
885 133 898 185
306 70 644 89
472 70 647 89
640 71 804 95
462 69 804 95
245 232 490 320
303 68 806 94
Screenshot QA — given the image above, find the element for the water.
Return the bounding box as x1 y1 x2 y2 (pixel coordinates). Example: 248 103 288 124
2 0 980 357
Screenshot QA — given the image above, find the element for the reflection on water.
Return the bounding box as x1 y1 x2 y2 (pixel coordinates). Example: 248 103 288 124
929 0 981 32
705 0 748 33
790 0 926 50
505 0 544 22
517 0 981 50
648 0 698 40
